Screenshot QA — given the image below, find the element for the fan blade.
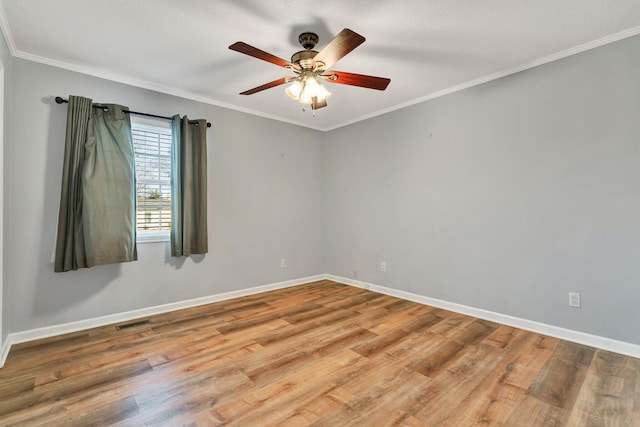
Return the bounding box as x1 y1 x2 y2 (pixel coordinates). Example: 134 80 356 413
311 97 327 110
240 77 289 95
229 42 294 68
313 28 365 70
324 71 390 91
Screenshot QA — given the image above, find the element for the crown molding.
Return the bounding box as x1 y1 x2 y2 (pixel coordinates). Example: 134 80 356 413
0 1 16 54
324 25 640 131
12 49 327 132
5 20 640 133
2 9 639 133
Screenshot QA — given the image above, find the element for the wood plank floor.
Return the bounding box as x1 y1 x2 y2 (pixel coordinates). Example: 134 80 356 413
0 280 638 426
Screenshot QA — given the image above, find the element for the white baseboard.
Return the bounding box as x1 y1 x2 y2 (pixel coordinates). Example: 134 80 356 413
3 273 639 368
326 275 640 359
0 274 325 367
0 336 10 368
324 274 371 290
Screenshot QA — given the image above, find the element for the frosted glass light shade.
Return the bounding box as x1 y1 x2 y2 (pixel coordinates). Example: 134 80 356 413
285 79 303 100
285 74 331 105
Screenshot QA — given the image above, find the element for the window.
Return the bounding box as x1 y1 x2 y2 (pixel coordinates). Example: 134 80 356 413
132 117 172 242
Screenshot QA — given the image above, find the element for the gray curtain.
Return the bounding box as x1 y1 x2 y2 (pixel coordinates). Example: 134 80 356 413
171 115 208 256
54 96 91 272
54 96 137 272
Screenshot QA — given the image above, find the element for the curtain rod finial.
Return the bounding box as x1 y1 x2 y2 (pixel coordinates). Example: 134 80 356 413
55 96 67 104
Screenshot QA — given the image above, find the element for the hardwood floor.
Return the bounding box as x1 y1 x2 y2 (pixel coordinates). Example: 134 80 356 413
0 280 638 426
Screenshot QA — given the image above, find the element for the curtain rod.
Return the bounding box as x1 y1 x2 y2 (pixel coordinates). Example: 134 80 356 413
55 96 212 128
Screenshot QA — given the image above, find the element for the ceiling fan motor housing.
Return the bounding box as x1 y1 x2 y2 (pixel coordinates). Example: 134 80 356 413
292 32 320 70
298 32 319 49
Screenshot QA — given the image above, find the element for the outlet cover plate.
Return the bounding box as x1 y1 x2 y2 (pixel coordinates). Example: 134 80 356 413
569 292 581 308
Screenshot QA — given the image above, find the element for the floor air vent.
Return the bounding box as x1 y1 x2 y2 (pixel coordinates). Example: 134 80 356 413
115 319 151 331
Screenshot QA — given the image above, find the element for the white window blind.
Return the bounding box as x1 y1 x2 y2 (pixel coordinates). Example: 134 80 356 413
132 119 172 240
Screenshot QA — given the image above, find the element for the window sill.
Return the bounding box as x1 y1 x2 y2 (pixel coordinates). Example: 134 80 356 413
137 231 170 244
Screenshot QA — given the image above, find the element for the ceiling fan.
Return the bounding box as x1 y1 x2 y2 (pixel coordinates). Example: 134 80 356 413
229 28 391 111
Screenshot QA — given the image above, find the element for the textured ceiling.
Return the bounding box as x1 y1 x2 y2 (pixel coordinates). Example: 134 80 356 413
1 0 639 131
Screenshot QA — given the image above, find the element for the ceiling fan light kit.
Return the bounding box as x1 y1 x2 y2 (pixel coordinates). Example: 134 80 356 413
229 28 390 113
285 71 332 105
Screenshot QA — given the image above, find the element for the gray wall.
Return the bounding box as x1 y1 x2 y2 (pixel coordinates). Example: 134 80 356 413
6 59 325 333
324 35 640 344
4 33 639 347
0 30 11 346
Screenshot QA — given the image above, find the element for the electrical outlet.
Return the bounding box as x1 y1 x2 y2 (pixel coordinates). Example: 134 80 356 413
569 292 581 308
353 270 358 279
380 261 387 272
280 258 286 268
